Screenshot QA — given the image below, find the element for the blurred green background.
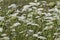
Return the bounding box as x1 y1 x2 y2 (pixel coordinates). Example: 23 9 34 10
0 0 60 6
0 0 60 11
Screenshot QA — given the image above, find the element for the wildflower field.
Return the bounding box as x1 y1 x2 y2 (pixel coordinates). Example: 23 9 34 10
0 0 60 40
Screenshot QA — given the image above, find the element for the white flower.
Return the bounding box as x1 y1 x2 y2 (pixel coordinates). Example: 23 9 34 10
3 37 9 40
35 16 40 18
45 13 52 17
57 27 60 31
37 32 42 34
0 0 3 2
0 27 3 32
18 15 25 21
42 1 46 5
32 7 37 9
1 33 7 36
22 5 31 11
38 12 46 15
15 9 20 13
34 0 37 2
0 7 1 9
37 8 44 11
25 34 29 37
37 11 42 14
8 4 17 9
19 31 24 34
43 26 48 30
11 29 15 31
27 14 33 17
43 26 53 30
54 7 59 12
48 7 58 12
36 2 40 6
55 38 60 40
27 30 34 34
54 33 60 35
38 36 47 39
48 8 54 12
10 13 18 17
32 23 39 26
28 30 33 33
23 5 31 9
27 22 33 25
44 17 55 20
41 1 46 3
56 1 60 5
29 2 40 6
33 34 38 37
0 16 4 21
29 2 37 6
46 22 53 25
28 8 32 11
13 22 20 27
27 21 38 26
10 22 21 28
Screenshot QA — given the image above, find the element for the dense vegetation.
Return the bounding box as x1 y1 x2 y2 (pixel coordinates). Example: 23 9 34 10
0 0 60 40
